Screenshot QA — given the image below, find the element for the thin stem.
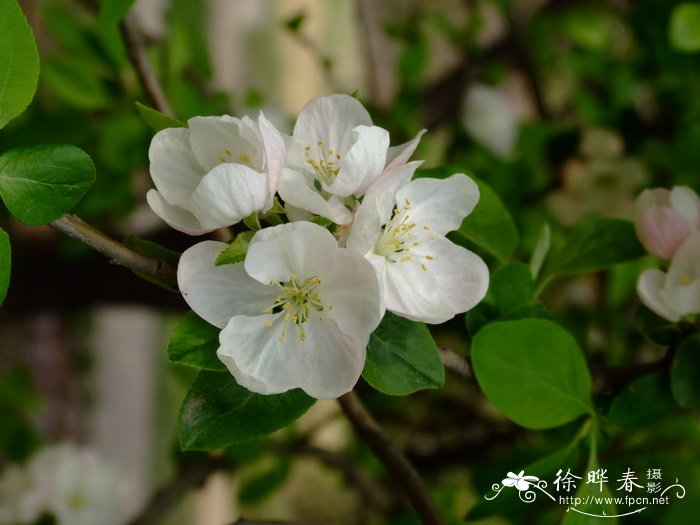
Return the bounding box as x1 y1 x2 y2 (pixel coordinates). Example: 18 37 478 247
120 13 174 117
51 214 178 290
338 391 447 525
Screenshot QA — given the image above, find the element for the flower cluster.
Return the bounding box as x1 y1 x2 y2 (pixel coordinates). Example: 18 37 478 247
0 443 130 525
152 94 489 399
634 186 700 323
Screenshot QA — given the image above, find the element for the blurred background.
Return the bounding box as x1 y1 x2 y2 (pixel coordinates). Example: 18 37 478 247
1 0 699 523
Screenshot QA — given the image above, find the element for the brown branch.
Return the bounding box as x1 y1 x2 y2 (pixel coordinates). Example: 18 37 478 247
50 214 178 290
120 13 174 117
128 458 227 525
338 391 447 525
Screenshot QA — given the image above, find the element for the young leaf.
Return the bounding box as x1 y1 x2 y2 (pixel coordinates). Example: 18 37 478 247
670 3 700 52
362 312 444 396
168 311 226 372
607 372 677 429
0 145 95 226
671 335 700 408
135 102 187 132
179 371 315 450
471 319 593 429
0 227 10 306
551 218 645 276
216 231 255 266
0 0 40 129
530 223 551 279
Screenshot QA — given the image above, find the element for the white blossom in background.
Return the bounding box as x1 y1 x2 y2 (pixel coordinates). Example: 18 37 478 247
637 232 700 322
0 443 130 525
177 222 383 399
634 186 700 260
147 112 284 234
461 83 520 159
279 94 425 224
347 174 489 324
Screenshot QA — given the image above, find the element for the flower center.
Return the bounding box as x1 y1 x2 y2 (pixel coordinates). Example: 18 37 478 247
217 149 253 166
374 199 435 271
305 140 342 186
263 274 328 343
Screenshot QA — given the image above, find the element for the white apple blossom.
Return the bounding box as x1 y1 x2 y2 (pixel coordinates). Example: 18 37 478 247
147 112 284 234
177 221 383 399
279 94 425 224
637 232 700 323
0 443 130 525
634 186 700 260
347 174 489 323
462 83 520 159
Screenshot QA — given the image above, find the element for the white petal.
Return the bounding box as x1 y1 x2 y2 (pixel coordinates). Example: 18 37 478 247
218 314 312 395
327 125 389 197
361 159 422 198
304 317 367 399
258 111 285 207
421 236 489 321
385 129 426 169
515 479 530 491
319 249 384 335
665 233 700 316
190 163 270 229
146 190 210 235
178 241 273 328
245 222 338 284
670 186 700 229
502 478 517 487
279 168 353 224
397 174 480 235
293 94 372 154
188 115 263 173
383 258 454 323
637 268 680 323
149 127 203 207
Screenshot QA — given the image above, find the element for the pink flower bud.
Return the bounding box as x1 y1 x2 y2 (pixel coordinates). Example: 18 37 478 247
634 186 700 259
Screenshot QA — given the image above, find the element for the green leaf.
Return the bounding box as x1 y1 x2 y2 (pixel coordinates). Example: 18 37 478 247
607 372 677 430
179 371 315 450
670 3 700 52
135 102 187 132
530 223 551 279
0 227 10 305
96 0 135 66
551 218 644 276
0 145 95 226
452 176 519 263
419 168 518 262
42 57 111 111
216 231 255 266
635 305 682 347
362 312 444 396
123 234 181 266
0 0 40 129
471 319 593 429
168 311 226 372
466 263 535 335
671 335 700 407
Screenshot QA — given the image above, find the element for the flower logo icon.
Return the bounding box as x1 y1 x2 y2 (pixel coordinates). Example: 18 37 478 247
502 471 540 492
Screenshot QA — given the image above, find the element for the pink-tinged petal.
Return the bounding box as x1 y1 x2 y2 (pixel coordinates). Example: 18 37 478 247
319 249 384 336
420 236 490 321
279 168 354 224
258 111 285 206
665 233 700 316
218 314 312 395
188 115 262 173
327 125 389 197
638 207 692 259
146 190 211 235
383 259 454 323
637 268 680 322
397 174 480 236
293 94 372 154
303 317 368 399
178 241 273 328
385 129 426 169
245 222 338 284
148 127 203 207
670 186 700 229
190 163 270 229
